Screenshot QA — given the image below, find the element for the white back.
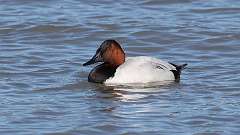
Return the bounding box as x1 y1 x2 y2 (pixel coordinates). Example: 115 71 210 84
105 56 176 84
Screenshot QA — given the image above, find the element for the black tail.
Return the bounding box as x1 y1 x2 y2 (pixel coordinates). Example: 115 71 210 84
170 63 187 80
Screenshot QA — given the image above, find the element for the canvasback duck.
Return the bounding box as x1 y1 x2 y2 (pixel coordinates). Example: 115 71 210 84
83 40 187 84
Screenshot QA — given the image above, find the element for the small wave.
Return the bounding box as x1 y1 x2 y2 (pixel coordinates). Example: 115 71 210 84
191 7 240 14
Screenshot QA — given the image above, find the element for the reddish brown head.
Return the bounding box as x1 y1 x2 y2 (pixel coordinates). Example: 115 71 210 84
83 40 125 67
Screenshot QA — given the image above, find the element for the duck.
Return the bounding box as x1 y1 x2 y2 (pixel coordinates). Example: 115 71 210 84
83 39 187 84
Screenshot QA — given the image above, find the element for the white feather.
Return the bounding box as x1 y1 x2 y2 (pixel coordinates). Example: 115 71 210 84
105 56 176 84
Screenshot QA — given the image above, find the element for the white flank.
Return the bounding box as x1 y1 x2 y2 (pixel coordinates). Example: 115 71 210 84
105 56 176 85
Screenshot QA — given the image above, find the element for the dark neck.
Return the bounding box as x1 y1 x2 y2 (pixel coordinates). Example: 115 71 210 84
104 62 120 69
88 63 117 83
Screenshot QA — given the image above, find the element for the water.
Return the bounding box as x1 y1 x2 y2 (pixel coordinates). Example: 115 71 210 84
0 0 240 134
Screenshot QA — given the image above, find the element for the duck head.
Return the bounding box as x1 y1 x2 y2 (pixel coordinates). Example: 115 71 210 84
83 40 125 67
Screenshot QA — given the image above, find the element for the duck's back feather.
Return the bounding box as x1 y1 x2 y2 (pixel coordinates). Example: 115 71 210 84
105 56 177 84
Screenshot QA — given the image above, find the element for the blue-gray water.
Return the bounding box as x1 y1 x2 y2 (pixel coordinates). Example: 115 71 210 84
1 0 240 135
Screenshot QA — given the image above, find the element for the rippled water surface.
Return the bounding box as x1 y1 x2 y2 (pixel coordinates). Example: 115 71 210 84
1 0 240 135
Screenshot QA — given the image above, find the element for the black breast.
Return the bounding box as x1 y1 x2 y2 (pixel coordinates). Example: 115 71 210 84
88 64 116 83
